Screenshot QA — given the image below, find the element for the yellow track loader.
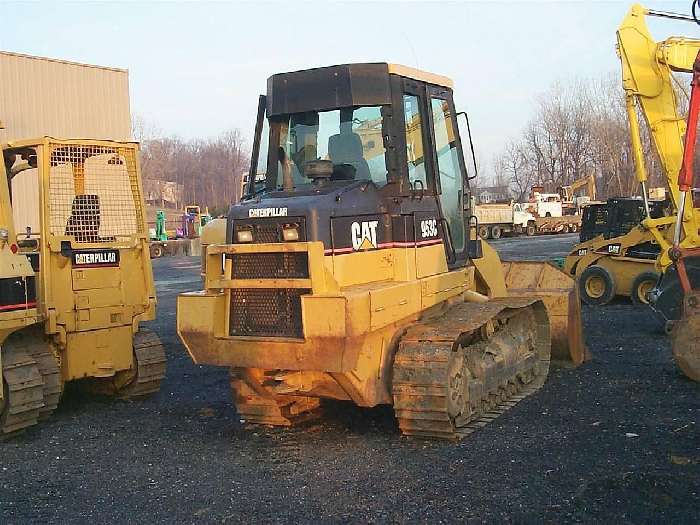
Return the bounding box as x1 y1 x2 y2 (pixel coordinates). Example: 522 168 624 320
178 64 584 440
1 137 166 436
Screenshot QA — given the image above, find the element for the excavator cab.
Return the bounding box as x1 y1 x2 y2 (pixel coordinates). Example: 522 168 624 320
178 63 583 439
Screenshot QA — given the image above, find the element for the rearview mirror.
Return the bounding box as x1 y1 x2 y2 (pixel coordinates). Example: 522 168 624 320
456 111 478 181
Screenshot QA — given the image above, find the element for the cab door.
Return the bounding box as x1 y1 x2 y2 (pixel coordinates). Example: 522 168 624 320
426 87 469 266
400 82 449 278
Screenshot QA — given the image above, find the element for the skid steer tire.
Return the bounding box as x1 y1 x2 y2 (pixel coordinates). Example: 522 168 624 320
631 272 659 307
580 265 616 306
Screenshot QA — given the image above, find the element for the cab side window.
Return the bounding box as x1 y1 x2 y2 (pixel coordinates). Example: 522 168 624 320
403 95 427 190
431 97 465 252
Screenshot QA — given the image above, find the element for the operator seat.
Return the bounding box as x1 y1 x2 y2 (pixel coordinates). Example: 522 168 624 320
328 132 370 181
65 194 101 243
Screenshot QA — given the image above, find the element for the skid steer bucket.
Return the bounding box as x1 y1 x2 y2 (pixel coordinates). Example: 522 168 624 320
501 261 586 366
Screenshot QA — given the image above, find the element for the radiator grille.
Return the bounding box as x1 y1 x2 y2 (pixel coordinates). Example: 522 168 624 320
253 222 282 243
48 143 144 243
231 253 309 279
229 288 308 338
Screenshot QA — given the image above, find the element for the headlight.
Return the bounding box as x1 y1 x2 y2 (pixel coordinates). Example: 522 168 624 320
282 225 299 242
236 229 253 243
0 228 8 242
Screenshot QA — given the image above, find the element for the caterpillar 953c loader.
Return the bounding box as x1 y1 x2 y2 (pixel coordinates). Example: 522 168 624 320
177 64 585 439
1 137 166 436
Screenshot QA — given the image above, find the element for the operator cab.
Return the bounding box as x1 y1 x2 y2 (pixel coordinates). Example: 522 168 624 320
234 63 478 268
579 197 668 243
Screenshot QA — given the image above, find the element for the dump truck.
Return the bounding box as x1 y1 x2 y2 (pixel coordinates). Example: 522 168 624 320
473 202 535 239
474 200 580 239
178 63 585 440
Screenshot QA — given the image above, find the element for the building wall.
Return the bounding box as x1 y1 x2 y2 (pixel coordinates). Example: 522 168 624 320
0 51 131 142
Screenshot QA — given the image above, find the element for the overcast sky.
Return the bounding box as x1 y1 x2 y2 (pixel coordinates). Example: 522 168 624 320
2 0 698 177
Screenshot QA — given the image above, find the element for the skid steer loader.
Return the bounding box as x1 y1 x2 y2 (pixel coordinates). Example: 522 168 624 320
178 64 584 439
1 137 166 436
564 197 668 306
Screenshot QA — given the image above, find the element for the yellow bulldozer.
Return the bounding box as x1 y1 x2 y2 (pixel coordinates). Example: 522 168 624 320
1 137 166 436
0 125 44 434
177 63 585 439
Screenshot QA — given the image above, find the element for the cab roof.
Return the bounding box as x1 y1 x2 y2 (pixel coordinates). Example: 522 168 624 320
266 63 454 117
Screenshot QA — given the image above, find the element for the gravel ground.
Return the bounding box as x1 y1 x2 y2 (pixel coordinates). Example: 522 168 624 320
1 240 699 524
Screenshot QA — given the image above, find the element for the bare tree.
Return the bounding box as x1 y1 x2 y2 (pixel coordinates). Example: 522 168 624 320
139 130 249 211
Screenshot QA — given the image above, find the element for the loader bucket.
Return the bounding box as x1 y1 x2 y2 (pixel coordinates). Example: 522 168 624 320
501 261 586 366
671 315 700 382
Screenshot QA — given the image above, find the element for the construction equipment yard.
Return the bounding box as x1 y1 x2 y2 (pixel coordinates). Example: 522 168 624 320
1 238 697 523
3 3 700 524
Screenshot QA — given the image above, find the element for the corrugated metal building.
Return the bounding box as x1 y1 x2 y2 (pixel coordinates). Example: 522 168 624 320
0 51 131 142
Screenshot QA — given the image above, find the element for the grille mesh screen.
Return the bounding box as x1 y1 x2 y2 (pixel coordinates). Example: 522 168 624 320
48 143 144 243
231 253 309 279
229 288 308 338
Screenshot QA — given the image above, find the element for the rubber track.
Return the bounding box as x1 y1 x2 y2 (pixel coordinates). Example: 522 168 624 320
0 345 44 436
119 329 167 398
392 297 551 440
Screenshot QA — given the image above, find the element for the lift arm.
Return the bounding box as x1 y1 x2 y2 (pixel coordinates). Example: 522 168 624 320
616 3 700 270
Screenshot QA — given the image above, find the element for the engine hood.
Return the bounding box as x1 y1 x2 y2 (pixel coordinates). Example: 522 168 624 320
228 181 389 244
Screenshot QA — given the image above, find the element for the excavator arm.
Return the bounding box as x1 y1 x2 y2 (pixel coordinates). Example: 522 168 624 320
667 51 700 382
616 4 700 270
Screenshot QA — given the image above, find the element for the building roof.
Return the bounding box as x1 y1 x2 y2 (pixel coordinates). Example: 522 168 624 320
0 50 127 73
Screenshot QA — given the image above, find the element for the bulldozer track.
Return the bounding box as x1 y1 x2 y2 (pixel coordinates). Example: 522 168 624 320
118 329 167 398
230 369 321 426
33 349 62 420
392 298 550 440
0 343 44 437
7 328 64 421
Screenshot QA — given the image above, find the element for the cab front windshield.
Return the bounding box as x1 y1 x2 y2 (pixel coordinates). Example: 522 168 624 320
251 106 388 195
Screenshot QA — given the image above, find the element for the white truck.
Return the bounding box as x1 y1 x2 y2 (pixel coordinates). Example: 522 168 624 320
530 193 563 217
523 192 581 234
474 195 581 240
473 202 537 239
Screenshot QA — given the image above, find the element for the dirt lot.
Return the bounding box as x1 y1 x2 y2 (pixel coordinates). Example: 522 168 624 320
2 237 698 524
